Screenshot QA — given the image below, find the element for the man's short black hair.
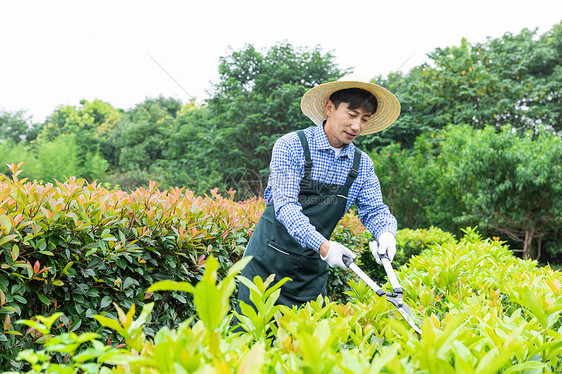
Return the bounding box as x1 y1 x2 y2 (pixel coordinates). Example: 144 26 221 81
329 88 378 115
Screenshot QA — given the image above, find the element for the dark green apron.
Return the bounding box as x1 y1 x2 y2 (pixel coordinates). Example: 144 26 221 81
236 130 362 309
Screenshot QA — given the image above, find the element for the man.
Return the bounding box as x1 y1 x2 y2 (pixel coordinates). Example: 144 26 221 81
236 74 401 310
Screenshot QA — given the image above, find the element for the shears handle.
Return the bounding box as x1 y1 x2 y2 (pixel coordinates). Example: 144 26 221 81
372 239 403 294
381 257 403 294
343 255 385 296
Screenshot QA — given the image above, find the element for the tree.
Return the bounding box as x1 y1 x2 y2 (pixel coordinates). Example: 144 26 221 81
159 102 216 191
357 22 562 151
0 143 39 179
101 96 185 190
40 99 121 153
369 130 467 235
38 100 120 180
112 96 183 172
448 125 562 260
370 123 562 261
0 110 41 143
34 134 82 182
176 42 346 197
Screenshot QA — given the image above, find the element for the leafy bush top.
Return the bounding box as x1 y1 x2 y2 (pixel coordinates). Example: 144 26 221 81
0 164 368 370
15 228 562 373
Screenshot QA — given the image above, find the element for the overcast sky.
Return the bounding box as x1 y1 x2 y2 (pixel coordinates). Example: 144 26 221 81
1 0 561 123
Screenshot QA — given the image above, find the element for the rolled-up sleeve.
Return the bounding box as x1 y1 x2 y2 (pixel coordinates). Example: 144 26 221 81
268 138 326 251
354 156 397 239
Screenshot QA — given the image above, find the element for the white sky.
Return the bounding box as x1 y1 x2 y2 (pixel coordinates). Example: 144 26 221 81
1 0 561 123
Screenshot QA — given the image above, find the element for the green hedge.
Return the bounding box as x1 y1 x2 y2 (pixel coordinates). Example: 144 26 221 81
14 228 562 373
0 168 369 370
358 226 457 281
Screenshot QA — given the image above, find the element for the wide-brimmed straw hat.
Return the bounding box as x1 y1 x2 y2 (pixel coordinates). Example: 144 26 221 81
300 74 401 135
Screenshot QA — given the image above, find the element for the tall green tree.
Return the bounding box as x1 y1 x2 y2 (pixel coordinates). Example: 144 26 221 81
105 97 184 190
370 131 465 235
174 42 345 197
112 97 182 169
371 124 562 260
358 22 562 151
159 102 214 191
40 99 121 153
34 134 82 182
0 110 41 179
449 125 562 260
0 143 39 178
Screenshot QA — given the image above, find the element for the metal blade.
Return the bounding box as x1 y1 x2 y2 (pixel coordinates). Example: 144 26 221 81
344 255 422 336
388 298 422 335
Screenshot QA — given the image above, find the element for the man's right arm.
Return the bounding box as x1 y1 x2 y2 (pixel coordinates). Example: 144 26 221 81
268 137 326 252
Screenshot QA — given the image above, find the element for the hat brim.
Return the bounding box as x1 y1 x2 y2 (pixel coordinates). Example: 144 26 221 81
300 79 401 135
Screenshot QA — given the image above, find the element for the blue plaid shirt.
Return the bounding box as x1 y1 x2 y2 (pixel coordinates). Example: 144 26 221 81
264 125 397 252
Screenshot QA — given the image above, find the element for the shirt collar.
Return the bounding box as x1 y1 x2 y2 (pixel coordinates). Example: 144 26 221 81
311 123 355 158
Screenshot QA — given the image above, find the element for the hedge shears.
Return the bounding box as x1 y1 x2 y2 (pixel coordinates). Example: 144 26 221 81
343 253 422 335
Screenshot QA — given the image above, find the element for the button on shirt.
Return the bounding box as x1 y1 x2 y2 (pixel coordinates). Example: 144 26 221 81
264 125 397 252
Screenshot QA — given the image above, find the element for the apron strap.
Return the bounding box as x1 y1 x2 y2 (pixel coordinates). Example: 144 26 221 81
297 130 313 178
297 130 361 187
344 147 362 187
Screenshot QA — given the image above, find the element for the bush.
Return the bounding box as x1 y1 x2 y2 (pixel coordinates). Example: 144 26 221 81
358 226 455 281
15 228 562 373
0 165 261 369
0 165 371 370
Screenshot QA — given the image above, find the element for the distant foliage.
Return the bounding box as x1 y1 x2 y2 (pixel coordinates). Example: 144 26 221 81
370 124 562 261
0 110 39 144
357 22 562 149
165 42 346 198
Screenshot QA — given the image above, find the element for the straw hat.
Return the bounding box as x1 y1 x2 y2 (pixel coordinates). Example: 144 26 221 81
300 74 401 135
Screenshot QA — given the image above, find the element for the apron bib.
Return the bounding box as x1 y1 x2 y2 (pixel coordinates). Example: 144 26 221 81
237 130 361 308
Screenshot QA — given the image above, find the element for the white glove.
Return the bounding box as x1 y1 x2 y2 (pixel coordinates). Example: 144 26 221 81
370 232 396 264
320 241 356 270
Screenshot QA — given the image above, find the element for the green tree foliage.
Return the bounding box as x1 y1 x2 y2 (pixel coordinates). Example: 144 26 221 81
115 96 183 170
1 135 83 183
171 42 345 197
40 99 121 154
371 125 562 260
35 134 82 181
449 125 562 260
0 110 41 144
358 22 562 150
0 110 40 179
370 143 431 229
159 102 215 191
37 99 120 180
108 96 184 190
0 144 39 178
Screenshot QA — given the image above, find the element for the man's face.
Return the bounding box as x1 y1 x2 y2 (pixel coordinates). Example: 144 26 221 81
323 100 372 148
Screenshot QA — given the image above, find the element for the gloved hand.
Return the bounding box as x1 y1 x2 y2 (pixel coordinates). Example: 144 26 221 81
320 241 356 270
370 232 396 264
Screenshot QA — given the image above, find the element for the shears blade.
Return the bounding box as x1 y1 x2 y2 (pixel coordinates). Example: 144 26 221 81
389 298 422 335
343 255 422 336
